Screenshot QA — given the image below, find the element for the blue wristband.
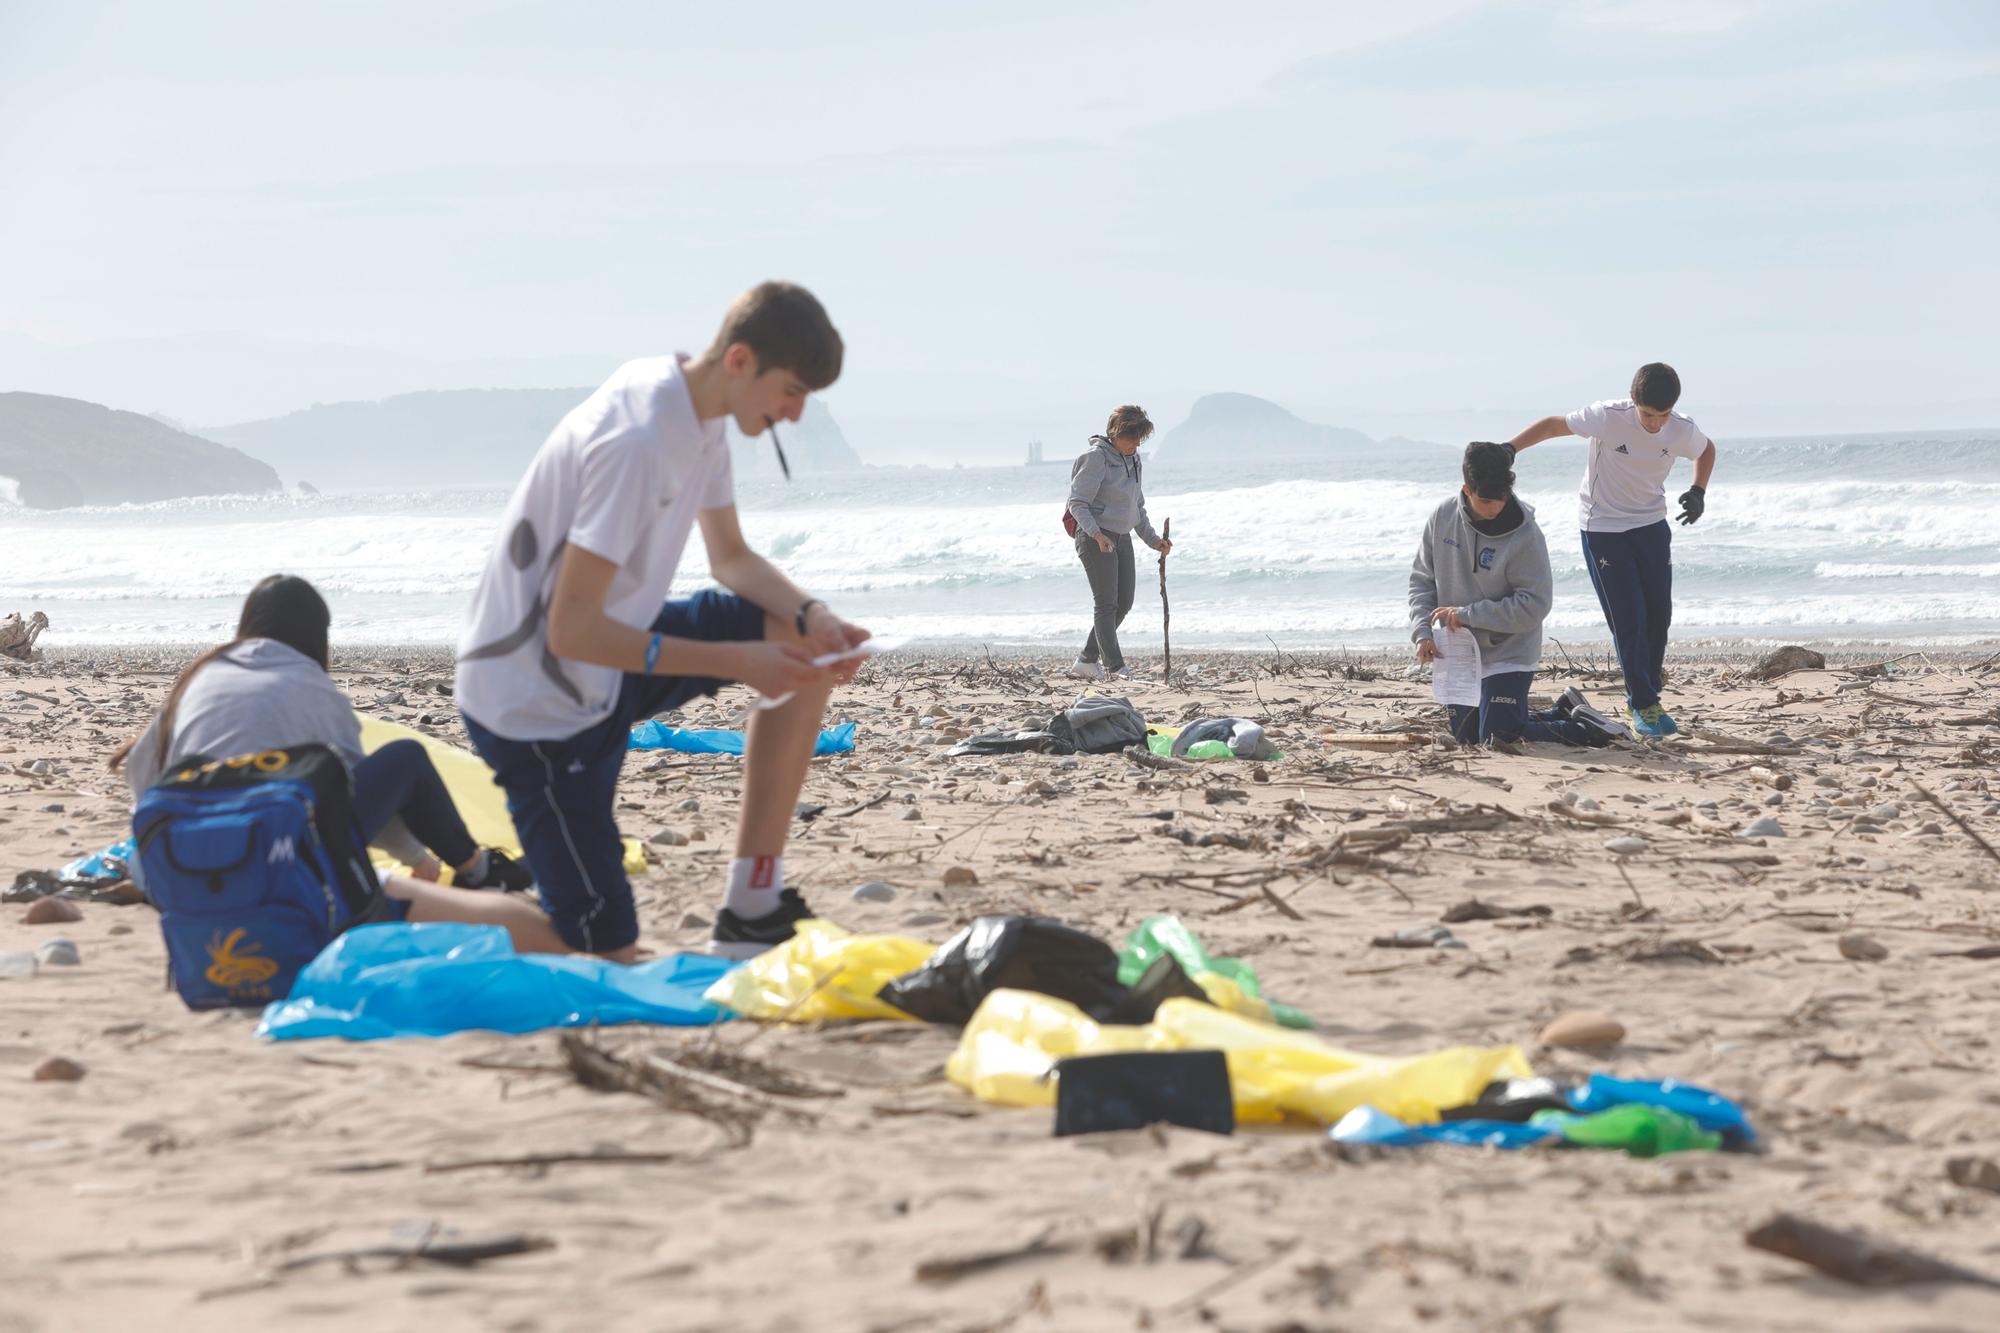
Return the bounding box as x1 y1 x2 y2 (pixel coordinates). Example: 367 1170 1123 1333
644 632 663 676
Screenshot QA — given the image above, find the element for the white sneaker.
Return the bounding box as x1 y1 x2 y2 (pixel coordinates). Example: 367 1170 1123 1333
1109 665 1137 680
1067 659 1105 680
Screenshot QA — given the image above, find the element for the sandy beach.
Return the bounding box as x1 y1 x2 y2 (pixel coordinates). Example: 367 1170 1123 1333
5 641 2000 1332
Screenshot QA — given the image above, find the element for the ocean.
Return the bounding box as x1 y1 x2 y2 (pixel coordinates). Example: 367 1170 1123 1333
4 431 1997 652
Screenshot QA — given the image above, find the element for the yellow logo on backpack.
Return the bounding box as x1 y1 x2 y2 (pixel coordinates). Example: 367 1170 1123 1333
204 927 281 988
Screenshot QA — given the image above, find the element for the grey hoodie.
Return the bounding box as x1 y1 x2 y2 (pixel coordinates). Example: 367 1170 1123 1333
123 638 427 865
1407 494 1552 677
1067 436 1161 546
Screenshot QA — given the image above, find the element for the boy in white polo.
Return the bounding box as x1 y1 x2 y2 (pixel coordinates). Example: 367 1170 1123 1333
456 281 867 960
1507 362 1717 737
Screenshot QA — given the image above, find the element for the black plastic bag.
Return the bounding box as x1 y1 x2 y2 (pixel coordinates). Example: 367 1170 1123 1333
877 915 1206 1026
1054 1051 1235 1137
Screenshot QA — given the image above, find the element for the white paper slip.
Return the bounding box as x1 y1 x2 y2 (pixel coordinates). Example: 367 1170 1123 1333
1429 626 1483 707
751 633 912 711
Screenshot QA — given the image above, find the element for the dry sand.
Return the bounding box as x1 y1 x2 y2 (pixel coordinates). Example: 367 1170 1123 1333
4 642 2000 1332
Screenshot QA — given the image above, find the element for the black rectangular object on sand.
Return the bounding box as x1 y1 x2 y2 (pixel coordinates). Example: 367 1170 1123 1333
1053 1050 1234 1137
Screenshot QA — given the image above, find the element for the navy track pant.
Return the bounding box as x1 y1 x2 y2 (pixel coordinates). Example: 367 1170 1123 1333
1581 520 1673 710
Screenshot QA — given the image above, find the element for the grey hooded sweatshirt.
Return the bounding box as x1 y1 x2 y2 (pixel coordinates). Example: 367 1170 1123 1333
122 638 427 865
1407 494 1553 677
1067 436 1161 546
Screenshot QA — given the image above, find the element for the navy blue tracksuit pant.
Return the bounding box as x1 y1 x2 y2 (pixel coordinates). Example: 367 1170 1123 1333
1448 670 1598 746
1581 520 1672 710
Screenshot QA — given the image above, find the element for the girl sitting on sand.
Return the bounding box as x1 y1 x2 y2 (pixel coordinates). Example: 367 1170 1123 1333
111 574 564 950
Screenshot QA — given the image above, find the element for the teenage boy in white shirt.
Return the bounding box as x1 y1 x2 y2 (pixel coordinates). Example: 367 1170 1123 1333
1507 362 1717 738
455 281 867 960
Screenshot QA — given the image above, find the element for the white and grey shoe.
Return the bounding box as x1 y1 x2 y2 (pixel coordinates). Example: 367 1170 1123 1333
1067 659 1105 680
1109 665 1137 681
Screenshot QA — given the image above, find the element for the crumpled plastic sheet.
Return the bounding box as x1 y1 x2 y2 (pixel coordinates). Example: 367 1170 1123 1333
947 989 1533 1125
628 721 857 755
1119 915 1313 1029
702 918 934 1022
257 923 737 1040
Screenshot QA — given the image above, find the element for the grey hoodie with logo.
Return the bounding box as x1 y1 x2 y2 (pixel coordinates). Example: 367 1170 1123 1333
1067 436 1161 546
1407 494 1553 677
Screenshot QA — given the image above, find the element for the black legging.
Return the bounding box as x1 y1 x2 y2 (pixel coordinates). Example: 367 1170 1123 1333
350 738 478 868
1076 530 1136 670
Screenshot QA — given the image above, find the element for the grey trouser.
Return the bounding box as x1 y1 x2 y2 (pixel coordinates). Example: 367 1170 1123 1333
1076 530 1136 669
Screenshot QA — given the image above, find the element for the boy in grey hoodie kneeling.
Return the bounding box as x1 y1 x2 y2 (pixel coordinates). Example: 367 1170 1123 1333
1409 443 1624 748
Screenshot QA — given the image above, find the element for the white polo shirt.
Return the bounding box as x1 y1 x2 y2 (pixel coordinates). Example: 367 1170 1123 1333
1567 399 1709 533
455 355 735 740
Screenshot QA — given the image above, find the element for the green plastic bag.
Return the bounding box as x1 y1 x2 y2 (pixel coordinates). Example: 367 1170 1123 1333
1119 915 1314 1029
1529 1104 1721 1157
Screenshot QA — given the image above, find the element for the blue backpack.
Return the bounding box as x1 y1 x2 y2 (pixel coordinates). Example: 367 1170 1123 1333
133 744 381 1010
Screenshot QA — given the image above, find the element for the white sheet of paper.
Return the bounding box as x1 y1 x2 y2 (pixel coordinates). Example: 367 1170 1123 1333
750 633 912 711
1429 626 1483 707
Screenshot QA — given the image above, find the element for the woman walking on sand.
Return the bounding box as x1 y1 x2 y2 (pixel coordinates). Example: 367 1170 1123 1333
1065 405 1172 680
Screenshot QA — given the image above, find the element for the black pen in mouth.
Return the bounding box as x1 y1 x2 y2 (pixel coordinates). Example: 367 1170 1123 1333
766 417 791 481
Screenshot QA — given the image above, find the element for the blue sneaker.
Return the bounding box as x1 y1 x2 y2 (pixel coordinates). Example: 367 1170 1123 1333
1631 703 1678 737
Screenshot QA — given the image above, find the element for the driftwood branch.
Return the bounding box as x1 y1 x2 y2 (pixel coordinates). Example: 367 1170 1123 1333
1745 1213 2000 1288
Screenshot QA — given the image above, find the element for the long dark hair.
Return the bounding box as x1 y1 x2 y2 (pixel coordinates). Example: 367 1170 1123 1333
109 574 332 770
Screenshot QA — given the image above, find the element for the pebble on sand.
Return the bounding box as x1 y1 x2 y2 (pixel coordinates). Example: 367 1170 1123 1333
649 828 689 846
1738 816 1786 839
1538 1011 1626 1049
34 938 80 967
942 866 979 888
1605 836 1649 855
23 897 82 925
851 882 897 903
33 1056 85 1083
1838 934 1889 962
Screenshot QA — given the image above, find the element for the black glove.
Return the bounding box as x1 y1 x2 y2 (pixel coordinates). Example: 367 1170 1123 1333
1677 484 1705 526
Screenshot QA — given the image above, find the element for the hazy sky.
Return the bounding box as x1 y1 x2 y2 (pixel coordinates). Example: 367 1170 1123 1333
2 0 1995 458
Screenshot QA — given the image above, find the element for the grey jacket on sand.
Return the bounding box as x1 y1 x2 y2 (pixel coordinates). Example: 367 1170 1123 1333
1407 494 1553 677
1067 437 1161 546
123 638 427 864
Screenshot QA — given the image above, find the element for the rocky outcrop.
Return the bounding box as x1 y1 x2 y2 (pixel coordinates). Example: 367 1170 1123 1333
1153 393 1371 461
0 393 281 509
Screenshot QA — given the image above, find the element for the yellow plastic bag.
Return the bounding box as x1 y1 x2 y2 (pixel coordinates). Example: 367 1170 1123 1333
947 990 1533 1126
703 919 936 1022
357 717 647 878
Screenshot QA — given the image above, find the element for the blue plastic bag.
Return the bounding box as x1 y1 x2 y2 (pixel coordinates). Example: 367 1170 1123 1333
628 720 857 755
257 923 738 1040
1329 1105 1561 1151
1568 1074 1757 1148
59 836 136 884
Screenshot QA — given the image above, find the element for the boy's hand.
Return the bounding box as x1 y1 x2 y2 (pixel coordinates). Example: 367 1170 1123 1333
1416 639 1439 664
1429 606 1464 631
732 641 822 699
803 604 872 683
1677 484 1706 525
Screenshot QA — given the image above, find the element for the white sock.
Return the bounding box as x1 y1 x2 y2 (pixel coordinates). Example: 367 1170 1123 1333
458 848 489 884
725 856 783 918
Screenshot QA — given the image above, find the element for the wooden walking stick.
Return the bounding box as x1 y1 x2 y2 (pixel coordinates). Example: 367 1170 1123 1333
1158 517 1171 682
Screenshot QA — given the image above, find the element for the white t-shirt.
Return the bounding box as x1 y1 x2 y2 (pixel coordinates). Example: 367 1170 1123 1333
1566 399 1709 533
455 355 734 740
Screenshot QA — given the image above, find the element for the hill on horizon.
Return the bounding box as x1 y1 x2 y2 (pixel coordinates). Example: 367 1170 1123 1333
0 392 280 509
206 388 863 492
1153 392 1373 461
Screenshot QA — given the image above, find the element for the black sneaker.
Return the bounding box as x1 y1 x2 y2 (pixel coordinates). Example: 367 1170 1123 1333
462 848 534 893
710 888 816 959
1553 687 1589 718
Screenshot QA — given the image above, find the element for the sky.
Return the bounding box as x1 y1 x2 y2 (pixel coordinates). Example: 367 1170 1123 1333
2 0 1996 461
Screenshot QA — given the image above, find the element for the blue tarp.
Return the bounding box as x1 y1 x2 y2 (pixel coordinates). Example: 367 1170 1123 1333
257 923 738 1041
627 720 857 755
1330 1106 1561 1151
